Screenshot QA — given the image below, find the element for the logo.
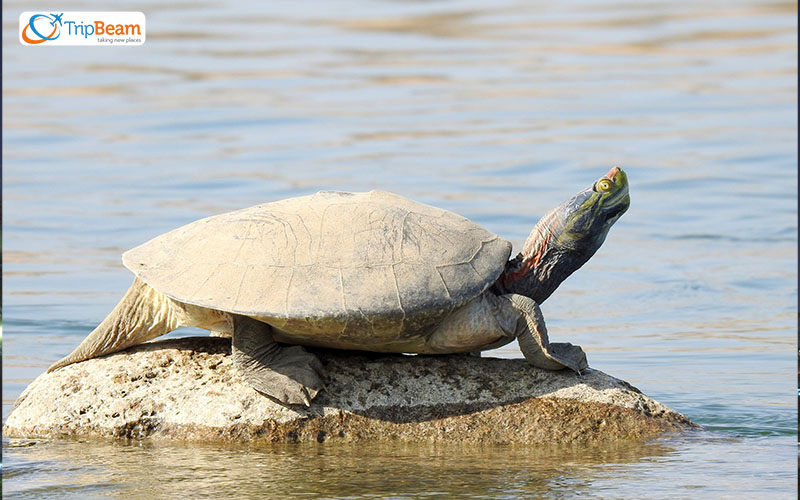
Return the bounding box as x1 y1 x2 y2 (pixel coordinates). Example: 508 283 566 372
20 13 63 44
20 12 146 46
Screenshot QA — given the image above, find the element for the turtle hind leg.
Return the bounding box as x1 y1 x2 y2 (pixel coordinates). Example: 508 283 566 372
47 277 185 372
231 315 325 407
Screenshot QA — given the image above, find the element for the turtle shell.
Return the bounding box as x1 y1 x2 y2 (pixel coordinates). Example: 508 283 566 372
122 190 512 345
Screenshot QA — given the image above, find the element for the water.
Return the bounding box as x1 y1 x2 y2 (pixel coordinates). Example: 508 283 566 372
2 0 796 498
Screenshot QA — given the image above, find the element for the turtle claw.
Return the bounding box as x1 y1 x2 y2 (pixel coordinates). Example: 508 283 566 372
548 342 589 374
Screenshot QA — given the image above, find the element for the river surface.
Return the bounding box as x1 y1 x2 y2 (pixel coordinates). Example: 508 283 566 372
2 0 797 498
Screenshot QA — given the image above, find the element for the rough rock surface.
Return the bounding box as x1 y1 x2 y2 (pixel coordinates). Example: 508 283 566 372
4 337 695 444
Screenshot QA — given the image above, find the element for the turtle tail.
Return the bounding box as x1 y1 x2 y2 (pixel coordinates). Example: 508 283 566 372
47 277 186 372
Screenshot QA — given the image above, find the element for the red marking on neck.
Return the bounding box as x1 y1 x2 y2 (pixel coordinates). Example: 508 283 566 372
510 232 551 282
502 209 557 289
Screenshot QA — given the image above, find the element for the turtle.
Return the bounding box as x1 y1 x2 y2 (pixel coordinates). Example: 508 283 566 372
48 166 630 406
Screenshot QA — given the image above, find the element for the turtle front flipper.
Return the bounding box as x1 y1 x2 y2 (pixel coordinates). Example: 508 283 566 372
501 294 588 374
231 315 325 406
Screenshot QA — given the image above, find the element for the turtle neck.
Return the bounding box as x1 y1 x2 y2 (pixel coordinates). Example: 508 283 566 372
498 202 572 304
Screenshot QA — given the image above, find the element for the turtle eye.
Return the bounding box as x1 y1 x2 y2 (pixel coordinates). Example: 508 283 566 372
596 179 612 192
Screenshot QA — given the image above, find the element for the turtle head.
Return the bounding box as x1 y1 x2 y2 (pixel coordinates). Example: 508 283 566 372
500 166 630 303
556 165 630 255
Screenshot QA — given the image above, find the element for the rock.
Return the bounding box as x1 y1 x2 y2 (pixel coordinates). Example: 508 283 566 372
3 337 695 444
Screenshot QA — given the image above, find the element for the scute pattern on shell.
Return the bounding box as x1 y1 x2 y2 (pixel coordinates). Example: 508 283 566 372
122 191 512 339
